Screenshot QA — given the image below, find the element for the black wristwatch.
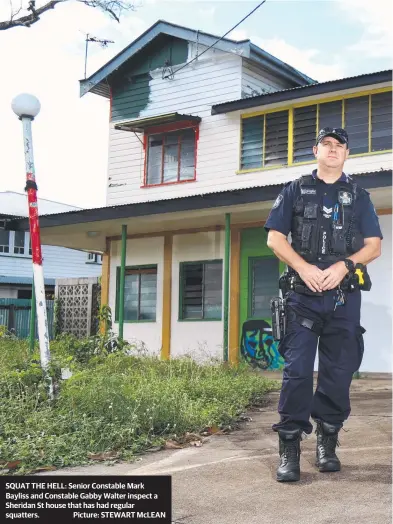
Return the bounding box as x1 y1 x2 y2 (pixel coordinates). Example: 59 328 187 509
343 259 355 272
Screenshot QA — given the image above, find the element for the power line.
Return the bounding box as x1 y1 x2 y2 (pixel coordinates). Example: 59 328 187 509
163 0 267 80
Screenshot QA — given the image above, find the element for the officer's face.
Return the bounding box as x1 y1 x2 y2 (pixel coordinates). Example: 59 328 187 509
313 137 349 169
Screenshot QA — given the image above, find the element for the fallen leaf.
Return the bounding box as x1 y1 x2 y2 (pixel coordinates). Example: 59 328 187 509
33 466 57 472
164 440 183 449
6 460 22 470
184 432 202 442
87 451 119 461
206 424 221 434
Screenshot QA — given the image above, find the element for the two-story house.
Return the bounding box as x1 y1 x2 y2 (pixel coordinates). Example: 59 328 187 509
0 191 102 298
10 21 392 372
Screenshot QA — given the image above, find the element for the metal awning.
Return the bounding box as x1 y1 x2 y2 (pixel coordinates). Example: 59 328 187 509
114 113 201 133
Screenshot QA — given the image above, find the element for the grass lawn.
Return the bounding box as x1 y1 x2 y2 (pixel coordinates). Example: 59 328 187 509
0 333 279 475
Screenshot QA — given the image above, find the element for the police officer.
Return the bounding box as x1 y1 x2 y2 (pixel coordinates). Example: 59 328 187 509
265 127 383 482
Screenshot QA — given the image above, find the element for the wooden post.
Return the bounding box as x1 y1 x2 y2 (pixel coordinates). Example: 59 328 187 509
229 228 241 367
161 234 173 360
100 239 111 334
118 225 127 340
223 213 231 362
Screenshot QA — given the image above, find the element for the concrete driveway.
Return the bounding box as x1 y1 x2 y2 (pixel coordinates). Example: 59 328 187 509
36 373 392 524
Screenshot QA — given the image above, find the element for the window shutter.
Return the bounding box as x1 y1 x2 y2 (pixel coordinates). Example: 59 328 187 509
264 110 288 167
344 96 369 154
371 92 392 152
241 116 264 170
293 105 317 163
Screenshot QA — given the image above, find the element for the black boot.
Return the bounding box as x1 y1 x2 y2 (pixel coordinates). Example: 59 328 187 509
315 421 341 472
276 429 302 482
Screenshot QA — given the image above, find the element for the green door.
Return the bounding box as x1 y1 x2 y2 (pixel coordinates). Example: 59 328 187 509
239 228 285 370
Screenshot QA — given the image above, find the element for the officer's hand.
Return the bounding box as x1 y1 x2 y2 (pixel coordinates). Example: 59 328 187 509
298 263 324 293
320 262 348 291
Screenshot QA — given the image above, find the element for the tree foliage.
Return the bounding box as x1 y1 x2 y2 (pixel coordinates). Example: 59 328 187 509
0 0 136 31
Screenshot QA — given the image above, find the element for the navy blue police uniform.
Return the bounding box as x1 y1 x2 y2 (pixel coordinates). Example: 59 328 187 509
265 168 383 437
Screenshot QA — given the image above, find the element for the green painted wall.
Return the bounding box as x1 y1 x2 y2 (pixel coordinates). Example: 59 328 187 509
239 227 285 369
111 36 189 122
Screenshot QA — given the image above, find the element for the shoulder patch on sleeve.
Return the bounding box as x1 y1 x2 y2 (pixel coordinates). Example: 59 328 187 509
272 194 283 209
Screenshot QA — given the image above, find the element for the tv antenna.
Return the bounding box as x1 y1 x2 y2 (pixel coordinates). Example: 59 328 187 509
84 34 115 79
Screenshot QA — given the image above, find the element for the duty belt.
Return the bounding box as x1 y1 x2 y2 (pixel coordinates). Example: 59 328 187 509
283 272 359 297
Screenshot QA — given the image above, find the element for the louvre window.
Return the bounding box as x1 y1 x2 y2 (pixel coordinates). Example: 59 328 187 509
344 96 369 155
241 111 288 169
240 90 392 171
250 257 279 318
371 92 392 152
241 116 263 169
116 266 157 322
180 260 223 320
293 105 317 163
264 111 289 167
146 128 196 185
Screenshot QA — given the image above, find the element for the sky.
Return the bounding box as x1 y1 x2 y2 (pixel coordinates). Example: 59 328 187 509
0 0 392 209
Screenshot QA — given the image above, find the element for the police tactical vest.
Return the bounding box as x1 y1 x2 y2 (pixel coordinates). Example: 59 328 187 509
291 175 365 263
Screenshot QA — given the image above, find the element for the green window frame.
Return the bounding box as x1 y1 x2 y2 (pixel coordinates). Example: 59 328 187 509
240 89 392 172
248 257 280 319
115 265 157 323
179 260 223 321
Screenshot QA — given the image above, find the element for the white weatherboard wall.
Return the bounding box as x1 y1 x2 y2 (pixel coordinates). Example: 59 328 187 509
360 214 392 372
107 50 243 206
109 236 164 354
107 81 391 207
170 231 225 361
241 59 289 98
0 246 102 279
107 45 296 206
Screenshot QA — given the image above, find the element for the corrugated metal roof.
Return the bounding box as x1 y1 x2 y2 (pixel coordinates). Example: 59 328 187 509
80 19 314 98
0 276 56 286
8 169 391 232
0 192 81 217
212 70 392 114
25 168 393 217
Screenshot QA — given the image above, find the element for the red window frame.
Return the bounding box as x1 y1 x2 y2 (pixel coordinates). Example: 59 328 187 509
142 121 199 188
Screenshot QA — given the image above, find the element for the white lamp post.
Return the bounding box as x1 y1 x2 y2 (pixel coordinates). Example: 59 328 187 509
11 94 52 393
